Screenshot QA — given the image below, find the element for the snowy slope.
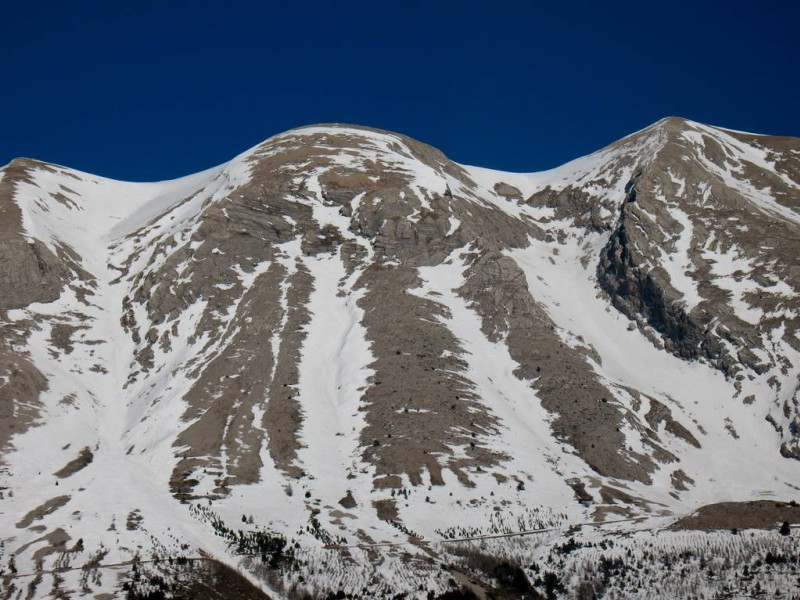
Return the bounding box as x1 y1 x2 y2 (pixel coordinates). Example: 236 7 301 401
1 118 799 599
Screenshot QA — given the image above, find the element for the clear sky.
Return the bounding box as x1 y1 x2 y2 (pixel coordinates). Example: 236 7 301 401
2 1 798 181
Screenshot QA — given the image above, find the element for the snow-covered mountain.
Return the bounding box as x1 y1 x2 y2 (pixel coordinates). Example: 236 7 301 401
2 118 800 599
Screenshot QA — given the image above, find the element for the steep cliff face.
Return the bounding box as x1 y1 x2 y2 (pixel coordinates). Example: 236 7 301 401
591 119 800 458
1 119 799 598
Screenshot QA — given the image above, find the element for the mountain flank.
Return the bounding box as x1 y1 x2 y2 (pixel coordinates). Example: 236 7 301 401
1 117 799 598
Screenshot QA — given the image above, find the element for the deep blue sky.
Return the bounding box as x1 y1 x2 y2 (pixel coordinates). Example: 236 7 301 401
2 1 798 181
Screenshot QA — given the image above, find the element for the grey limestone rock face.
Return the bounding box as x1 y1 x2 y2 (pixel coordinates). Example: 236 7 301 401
0 160 70 310
597 175 719 368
